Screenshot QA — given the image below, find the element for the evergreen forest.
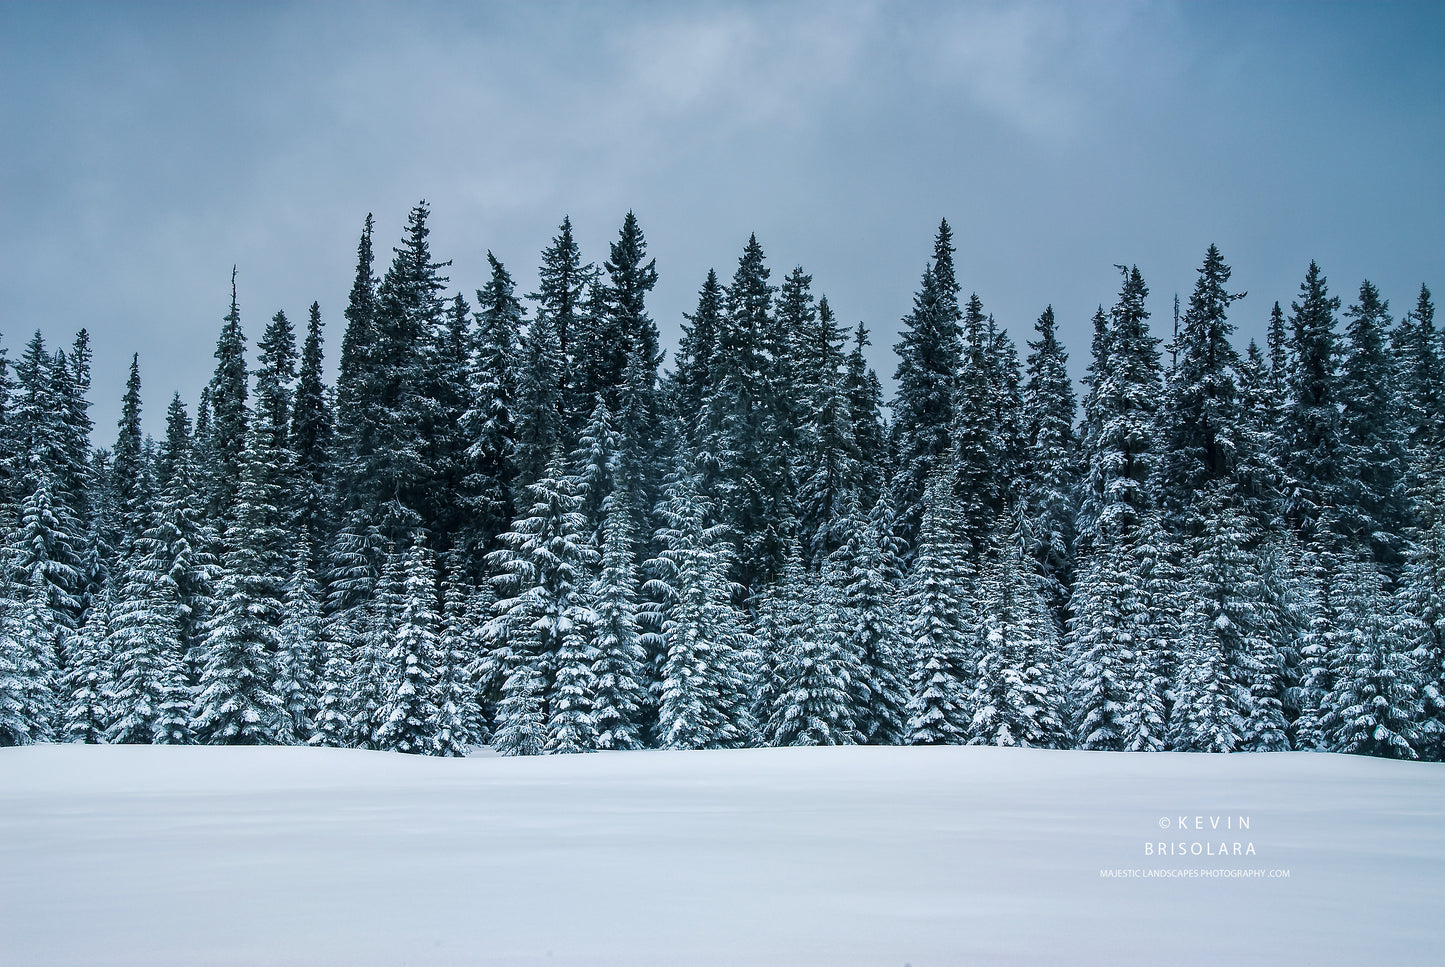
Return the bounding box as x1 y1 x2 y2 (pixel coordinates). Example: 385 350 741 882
2 205 1442 761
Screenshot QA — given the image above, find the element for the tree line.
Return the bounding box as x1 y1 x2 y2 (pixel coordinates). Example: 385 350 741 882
1 206 1441 760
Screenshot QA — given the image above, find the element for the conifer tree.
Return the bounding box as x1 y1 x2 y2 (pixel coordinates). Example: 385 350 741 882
12 333 62 478
336 213 379 445
104 542 192 746
205 269 250 525
324 511 388 616
985 317 1028 511
1069 267 1173 750
0 572 58 745
290 302 332 544
701 235 792 590
890 220 964 548
419 291 477 544
62 587 113 743
841 322 887 509
50 338 94 561
967 532 1066 748
461 252 524 567
429 564 480 756
110 357 146 549
511 308 564 496
375 539 443 754
583 211 660 411
645 455 756 750
0 335 15 520
1249 535 1307 751
835 494 910 744
1265 301 1290 424
345 547 403 749
570 401 622 545
1069 530 1155 751
1291 546 1343 750
488 457 595 754
771 266 818 458
10 335 86 648
1322 557 1422 758
1393 284 1442 456
1153 246 1248 534
578 216 666 542
545 609 598 754
371 202 458 544
1233 340 1288 531
192 423 286 745
276 540 324 744
78 450 119 632
1077 266 1162 551
9 467 84 664
721 235 795 589
1401 474 1445 760
1168 486 1264 753
313 607 360 748
1281 262 1345 546
766 551 859 746
488 624 546 755
256 309 297 444
587 487 651 750
904 475 974 745
615 343 665 543
672 269 724 439
1339 280 1409 569
1020 305 1078 614
147 397 216 682
534 216 589 390
950 293 1005 557
796 299 862 567
291 302 331 458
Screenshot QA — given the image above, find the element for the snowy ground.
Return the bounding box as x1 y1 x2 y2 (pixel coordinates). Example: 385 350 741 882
2 744 1442 967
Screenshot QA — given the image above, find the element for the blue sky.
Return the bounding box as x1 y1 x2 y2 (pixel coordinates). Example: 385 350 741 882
2 0 1441 437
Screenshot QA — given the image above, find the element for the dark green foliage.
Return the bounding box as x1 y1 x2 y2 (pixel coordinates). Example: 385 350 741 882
890 220 964 549
1078 266 1162 550
1281 262 1345 546
205 269 250 524
672 269 724 439
1339 280 1409 569
290 302 333 544
533 217 590 363
949 293 1005 557
707 234 793 591
842 322 887 510
1393 285 1442 456
1153 245 1247 529
1020 306 1078 613
512 307 564 494
110 355 147 548
461 252 524 566
4 205 1443 764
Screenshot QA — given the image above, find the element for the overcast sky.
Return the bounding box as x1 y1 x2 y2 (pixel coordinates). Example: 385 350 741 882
2 0 1441 439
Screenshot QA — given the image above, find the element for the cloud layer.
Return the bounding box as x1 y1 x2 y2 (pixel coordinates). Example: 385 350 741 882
2 0 1440 436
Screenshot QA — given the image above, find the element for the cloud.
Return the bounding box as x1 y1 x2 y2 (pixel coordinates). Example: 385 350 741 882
915 1 1176 143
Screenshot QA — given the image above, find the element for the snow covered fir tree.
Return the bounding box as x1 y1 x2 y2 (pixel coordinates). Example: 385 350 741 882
2 205 1442 761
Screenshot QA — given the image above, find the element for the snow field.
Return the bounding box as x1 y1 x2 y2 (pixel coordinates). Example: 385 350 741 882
2 744 1442 966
